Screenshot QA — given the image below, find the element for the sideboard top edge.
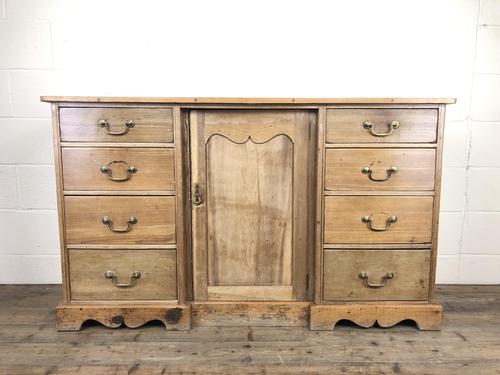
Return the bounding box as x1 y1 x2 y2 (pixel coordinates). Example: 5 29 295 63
40 96 457 104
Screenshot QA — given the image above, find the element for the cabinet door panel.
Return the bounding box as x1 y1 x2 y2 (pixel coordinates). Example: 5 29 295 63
191 110 315 301
206 134 293 287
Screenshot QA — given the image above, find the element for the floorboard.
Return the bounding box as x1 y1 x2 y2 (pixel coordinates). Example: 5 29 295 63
0 285 499 374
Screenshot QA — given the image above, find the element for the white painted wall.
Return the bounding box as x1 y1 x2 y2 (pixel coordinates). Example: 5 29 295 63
0 0 499 284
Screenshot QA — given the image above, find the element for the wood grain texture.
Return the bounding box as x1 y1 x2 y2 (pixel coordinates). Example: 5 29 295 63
191 110 314 301
326 142 438 148
310 303 442 330
324 196 434 243
192 302 310 327
190 110 207 300
60 142 174 148
206 286 293 301
306 111 318 302
68 249 177 301
314 107 326 305
294 111 316 300
199 109 309 143
324 243 431 249
326 108 438 143
67 244 176 250
428 105 447 303
325 190 433 196
59 107 173 142
63 190 175 196
41 96 457 104
62 148 175 191
322 249 431 301
51 103 71 303
56 304 191 331
64 196 176 245
206 134 293 287
325 148 436 191
42 97 454 333
173 106 190 303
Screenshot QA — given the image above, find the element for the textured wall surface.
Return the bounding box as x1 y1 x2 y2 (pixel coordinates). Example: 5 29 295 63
0 0 499 283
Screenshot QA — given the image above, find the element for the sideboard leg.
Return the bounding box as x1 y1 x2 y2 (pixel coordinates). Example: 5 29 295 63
310 303 443 331
56 304 192 331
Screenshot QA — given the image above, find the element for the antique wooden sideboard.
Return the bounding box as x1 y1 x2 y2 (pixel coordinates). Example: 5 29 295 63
41 96 455 331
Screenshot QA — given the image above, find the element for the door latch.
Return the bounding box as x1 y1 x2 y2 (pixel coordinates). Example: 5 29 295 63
193 183 202 206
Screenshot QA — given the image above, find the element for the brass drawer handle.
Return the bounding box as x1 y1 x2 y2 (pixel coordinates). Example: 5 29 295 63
98 119 135 135
101 216 138 233
359 271 394 288
362 166 398 182
104 270 141 288
361 215 397 231
100 160 137 182
363 120 400 137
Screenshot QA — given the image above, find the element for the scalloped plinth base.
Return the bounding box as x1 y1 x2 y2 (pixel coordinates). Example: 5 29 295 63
56 304 191 331
310 303 442 331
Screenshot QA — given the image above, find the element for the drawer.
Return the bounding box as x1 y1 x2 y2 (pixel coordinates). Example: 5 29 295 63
60 107 174 143
324 196 433 243
69 249 177 301
325 148 436 191
323 249 430 301
326 108 438 143
62 148 175 191
65 196 176 245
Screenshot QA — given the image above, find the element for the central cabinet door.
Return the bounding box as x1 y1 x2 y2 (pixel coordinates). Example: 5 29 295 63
190 110 315 301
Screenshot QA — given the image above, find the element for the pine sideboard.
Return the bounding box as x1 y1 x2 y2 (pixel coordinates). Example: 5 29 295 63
41 96 455 331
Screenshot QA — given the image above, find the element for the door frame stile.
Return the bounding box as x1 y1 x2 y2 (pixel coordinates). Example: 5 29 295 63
190 110 208 300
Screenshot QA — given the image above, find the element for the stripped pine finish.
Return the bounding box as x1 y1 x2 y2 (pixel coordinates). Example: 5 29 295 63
62 147 175 191
325 148 436 191
322 250 431 301
59 106 174 143
190 110 315 302
324 196 434 244
64 196 176 245
68 249 178 301
42 96 456 104
325 108 439 143
41 97 454 331
0 285 499 374
206 134 294 287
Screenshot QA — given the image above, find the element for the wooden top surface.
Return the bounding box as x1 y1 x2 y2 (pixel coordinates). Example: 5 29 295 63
40 96 456 104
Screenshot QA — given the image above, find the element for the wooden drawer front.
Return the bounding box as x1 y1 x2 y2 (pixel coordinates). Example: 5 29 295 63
69 249 177 301
62 148 175 191
325 148 436 191
65 196 176 245
60 107 174 143
326 109 438 143
324 196 433 244
323 250 430 301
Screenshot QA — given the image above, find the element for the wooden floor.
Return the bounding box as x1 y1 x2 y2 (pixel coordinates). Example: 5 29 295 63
0 285 499 374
